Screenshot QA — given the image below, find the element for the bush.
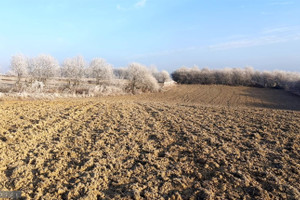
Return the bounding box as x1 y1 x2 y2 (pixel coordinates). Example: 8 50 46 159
127 63 160 94
88 85 124 97
152 70 172 83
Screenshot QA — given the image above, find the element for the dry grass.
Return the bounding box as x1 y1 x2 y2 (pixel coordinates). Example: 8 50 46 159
0 85 299 199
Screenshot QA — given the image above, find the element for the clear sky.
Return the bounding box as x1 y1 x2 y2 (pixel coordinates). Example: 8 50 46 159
0 0 300 73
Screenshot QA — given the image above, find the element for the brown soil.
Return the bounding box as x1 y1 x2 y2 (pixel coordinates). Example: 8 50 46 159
0 85 299 199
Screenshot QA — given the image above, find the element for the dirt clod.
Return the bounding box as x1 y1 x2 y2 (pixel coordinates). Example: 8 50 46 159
0 85 300 199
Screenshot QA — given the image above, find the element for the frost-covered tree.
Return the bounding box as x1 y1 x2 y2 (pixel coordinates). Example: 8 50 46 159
10 54 29 83
160 70 172 82
153 70 172 83
88 58 114 84
127 63 159 94
231 68 244 86
243 67 255 86
171 66 300 96
29 54 59 83
114 68 128 79
61 56 86 86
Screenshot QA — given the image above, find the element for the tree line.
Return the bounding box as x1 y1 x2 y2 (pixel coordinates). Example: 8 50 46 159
171 67 300 95
8 54 172 94
8 54 300 96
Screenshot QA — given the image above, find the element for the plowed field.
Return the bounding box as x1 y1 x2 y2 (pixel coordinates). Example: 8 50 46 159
0 85 300 199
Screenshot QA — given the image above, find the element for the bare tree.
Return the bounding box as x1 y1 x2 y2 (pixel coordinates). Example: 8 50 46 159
88 58 114 84
61 56 86 87
10 54 28 83
28 54 59 83
127 63 159 94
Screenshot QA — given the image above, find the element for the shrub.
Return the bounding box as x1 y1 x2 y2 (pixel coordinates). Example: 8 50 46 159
127 63 160 94
88 85 124 97
152 70 172 83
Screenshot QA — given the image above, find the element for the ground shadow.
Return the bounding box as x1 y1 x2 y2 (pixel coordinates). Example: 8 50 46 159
241 87 300 111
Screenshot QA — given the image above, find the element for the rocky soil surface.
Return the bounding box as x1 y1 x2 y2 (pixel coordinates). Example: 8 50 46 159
0 85 299 199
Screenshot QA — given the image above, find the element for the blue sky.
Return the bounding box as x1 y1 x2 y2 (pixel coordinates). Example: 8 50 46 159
0 0 300 73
